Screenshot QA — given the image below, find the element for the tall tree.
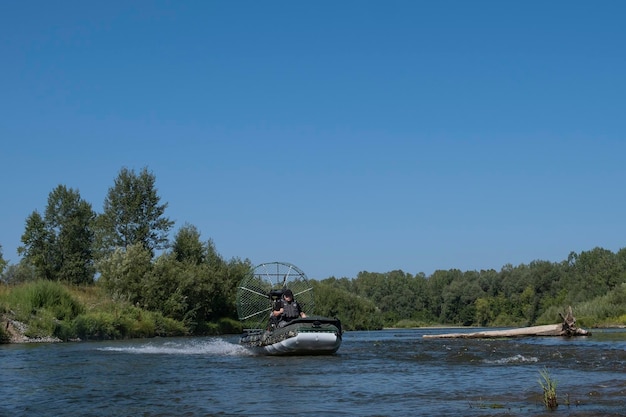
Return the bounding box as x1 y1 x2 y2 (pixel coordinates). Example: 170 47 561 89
568 247 622 301
19 185 95 284
96 167 174 258
172 224 205 265
19 211 50 279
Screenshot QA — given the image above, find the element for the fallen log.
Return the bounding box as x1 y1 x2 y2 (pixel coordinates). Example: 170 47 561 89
423 306 590 339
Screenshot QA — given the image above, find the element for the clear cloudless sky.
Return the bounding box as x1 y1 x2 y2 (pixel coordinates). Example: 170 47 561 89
1 1 625 279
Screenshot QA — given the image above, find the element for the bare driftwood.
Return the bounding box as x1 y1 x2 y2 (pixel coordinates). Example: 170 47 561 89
423 306 590 339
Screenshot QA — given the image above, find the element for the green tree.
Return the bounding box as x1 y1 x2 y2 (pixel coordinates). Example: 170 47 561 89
19 185 95 284
0 245 7 277
97 243 153 303
524 260 563 324
142 253 193 322
0 262 37 285
313 279 384 330
120 226 251 334
425 269 456 321
474 297 493 326
439 270 483 325
478 269 500 296
519 285 536 325
195 239 242 322
96 167 174 258
18 211 50 279
563 247 623 302
172 224 205 265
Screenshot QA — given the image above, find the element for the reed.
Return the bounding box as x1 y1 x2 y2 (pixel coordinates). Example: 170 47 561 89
538 367 558 410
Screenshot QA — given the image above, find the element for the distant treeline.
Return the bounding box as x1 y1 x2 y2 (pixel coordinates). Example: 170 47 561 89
1 167 625 340
313 246 626 329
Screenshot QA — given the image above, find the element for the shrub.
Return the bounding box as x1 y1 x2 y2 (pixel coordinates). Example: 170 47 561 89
26 313 55 337
8 281 84 322
54 320 76 341
73 312 121 340
151 313 187 337
72 308 187 340
217 317 242 334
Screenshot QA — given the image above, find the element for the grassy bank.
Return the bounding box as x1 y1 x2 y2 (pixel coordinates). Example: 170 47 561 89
0 281 193 343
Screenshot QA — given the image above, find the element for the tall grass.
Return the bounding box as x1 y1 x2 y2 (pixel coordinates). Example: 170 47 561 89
1 281 84 338
5 281 83 319
72 305 187 340
0 281 187 341
538 367 558 410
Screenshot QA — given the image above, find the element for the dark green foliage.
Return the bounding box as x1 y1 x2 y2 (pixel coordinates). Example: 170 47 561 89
351 269 432 325
139 237 248 334
18 211 49 278
561 247 624 303
197 317 242 335
217 317 243 334
334 248 626 328
312 279 384 330
440 270 484 325
95 167 173 258
97 226 251 335
18 186 95 284
172 224 205 264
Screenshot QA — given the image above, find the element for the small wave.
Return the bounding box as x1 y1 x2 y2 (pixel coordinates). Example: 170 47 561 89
98 339 253 356
484 354 539 364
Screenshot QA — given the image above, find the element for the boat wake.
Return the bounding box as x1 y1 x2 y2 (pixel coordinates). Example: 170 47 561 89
98 339 253 356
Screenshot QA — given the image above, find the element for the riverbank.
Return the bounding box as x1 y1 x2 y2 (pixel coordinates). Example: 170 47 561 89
3 317 62 343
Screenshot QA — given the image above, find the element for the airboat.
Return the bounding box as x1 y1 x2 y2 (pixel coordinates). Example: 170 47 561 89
236 262 342 355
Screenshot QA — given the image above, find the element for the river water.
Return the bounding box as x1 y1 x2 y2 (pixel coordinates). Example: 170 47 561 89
1 328 625 416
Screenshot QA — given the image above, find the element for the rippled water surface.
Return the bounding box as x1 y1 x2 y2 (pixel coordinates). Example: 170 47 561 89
1 328 625 416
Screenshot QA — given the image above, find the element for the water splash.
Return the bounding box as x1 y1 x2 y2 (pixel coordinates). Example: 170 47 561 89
98 338 253 356
484 354 538 364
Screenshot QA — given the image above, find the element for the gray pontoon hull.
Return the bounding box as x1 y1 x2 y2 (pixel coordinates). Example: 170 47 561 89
240 316 342 356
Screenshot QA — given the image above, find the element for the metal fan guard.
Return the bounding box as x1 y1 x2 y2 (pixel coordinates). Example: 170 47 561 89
236 262 315 329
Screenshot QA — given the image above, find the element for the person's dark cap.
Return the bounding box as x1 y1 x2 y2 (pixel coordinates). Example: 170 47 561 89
284 289 293 298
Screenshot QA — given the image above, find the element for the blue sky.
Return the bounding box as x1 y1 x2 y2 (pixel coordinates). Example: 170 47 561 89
1 1 625 279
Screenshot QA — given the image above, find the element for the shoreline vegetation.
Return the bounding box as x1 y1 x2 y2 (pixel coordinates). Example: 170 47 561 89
1 280 624 345
1 168 625 344
3 318 622 345
0 281 226 344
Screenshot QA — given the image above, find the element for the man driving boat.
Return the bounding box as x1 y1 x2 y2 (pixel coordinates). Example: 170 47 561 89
272 289 306 327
